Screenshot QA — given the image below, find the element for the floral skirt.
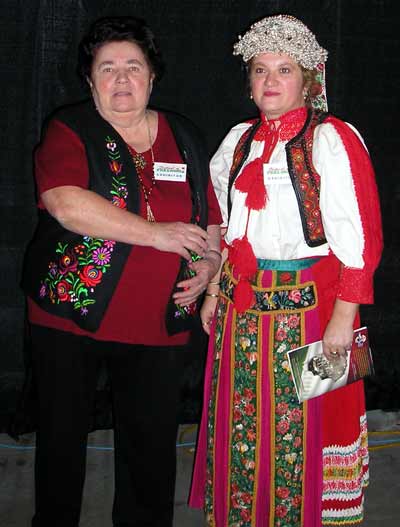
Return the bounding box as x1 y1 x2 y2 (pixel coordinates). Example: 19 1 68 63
189 256 369 527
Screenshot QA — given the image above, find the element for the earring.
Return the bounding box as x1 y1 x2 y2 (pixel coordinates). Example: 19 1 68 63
303 91 308 100
250 93 253 100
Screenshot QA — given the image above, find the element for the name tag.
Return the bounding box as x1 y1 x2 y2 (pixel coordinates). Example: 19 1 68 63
263 163 291 185
154 162 187 182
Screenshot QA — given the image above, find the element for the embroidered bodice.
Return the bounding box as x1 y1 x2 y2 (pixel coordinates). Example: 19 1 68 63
211 111 366 265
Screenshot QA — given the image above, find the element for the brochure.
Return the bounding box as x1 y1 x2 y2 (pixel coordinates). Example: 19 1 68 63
287 327 373 402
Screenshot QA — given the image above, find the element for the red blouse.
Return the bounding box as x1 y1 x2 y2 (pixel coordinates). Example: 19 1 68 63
28 112 222 345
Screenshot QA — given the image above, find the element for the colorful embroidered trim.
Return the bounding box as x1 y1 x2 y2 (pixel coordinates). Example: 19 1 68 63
205 297 229 526
171 250 203 320
228 310 259 526
38 136 127 316
286 111 327 246
321 414 369 525
270 307 305 526
220 268 317 314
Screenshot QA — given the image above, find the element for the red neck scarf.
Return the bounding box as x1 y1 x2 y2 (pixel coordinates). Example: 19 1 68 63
230 106 308 312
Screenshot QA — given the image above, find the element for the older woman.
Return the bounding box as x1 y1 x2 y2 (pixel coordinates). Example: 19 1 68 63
22 16 221 527
189 15 382 527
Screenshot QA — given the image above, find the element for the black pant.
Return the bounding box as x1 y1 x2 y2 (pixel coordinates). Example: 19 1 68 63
30 325 185 527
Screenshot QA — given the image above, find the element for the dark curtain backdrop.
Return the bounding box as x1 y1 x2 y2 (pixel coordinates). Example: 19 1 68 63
1 0 399 432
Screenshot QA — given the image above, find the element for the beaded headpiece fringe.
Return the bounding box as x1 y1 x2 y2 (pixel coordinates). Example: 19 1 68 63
233 14 328 70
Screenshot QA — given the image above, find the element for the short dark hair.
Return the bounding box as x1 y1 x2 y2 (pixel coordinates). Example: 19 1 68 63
77 16 165 83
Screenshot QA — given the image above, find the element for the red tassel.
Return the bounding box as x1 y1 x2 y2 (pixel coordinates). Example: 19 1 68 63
234 158 267 211
245 171 268 210
229 236 257 279
233 278 255 313
235 158 263 192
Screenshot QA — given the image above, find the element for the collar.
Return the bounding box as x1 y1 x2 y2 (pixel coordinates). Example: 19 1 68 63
255 106 308 141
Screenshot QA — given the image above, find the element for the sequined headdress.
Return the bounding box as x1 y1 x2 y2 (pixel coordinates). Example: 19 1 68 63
233 15 328 111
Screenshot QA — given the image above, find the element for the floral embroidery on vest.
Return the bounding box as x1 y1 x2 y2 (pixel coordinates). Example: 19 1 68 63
38 136 127 316
286 111 327 246
171 250 203 321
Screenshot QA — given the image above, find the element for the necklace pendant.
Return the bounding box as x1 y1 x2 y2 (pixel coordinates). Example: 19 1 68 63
132 153 146 171
146 202 156 222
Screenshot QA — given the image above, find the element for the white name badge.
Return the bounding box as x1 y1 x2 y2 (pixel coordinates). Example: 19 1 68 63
263 163 291 185
154 162 187 182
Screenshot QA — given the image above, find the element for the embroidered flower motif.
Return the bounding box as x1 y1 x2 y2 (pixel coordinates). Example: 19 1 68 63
104 240 116 248
240 509 251 522
276 327 288 341
74 244 85 255
92 247 112 265
280 271 293 283
48 262 58 276
112 195 127 209
276 504 288 518
39 283 47 298
58 250 78 275
277 419 290 435
288 289 301 303
276 402 289 416
288 314 300 328
106 141 117 152
109 160 123 174
276 486 290 499
239 336 251 350
56 280 72 302
39 136 128 316
293 436 302 448
78 265 103 287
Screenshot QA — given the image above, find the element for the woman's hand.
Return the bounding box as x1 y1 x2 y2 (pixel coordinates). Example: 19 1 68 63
322 299 359 359
172 251 221 306
200 296 219 335
41 187 210 256
149 222 209 259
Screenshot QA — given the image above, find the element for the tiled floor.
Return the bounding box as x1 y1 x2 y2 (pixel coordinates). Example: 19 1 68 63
0 411 399 526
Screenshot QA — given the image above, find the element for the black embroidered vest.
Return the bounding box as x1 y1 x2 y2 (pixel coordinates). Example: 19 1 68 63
228 108 329 247
22 100 209 332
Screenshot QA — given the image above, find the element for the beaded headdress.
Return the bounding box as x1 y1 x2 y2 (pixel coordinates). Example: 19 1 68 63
234 15 328 111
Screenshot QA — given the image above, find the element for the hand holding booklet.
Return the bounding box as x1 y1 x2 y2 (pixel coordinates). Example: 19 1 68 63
287 327 373 403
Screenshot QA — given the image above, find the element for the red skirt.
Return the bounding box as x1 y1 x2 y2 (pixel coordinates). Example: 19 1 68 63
189 254 369 526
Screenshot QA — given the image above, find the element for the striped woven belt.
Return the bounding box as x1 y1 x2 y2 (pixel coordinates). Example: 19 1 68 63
220 261 318 313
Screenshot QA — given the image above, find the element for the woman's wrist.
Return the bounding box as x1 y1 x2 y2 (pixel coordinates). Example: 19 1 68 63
204 249 222 265
205 292 219 298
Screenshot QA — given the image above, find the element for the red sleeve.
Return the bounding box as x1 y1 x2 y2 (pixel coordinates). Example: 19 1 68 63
326 116 383 304
35 119 89 208
206 177 223 226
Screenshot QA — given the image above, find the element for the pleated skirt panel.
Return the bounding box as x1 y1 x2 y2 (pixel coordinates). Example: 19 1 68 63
189 255 369 527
